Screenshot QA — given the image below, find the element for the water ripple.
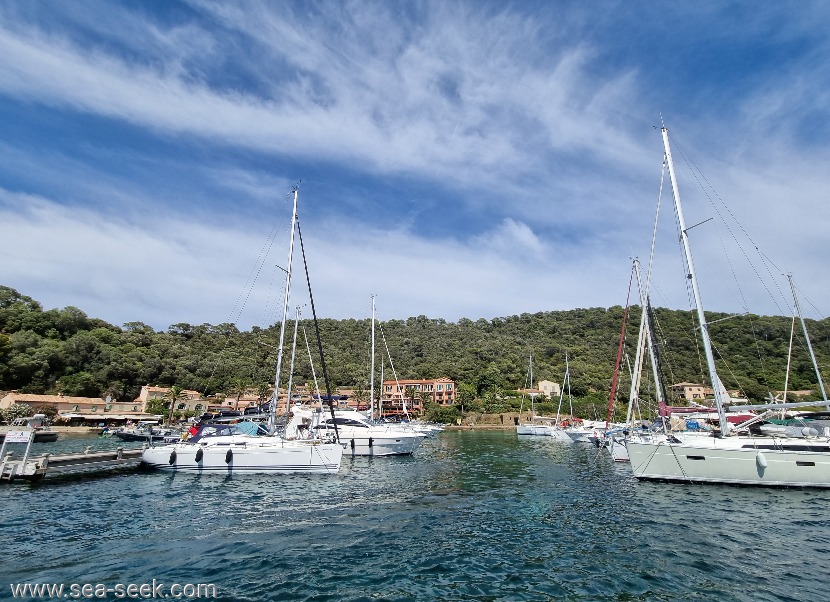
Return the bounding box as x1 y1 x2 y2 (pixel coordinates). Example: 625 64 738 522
2 431 828 601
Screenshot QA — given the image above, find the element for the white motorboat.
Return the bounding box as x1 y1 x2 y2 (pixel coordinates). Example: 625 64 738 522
0 414 59 443
114 421 180 443
287 405 425 456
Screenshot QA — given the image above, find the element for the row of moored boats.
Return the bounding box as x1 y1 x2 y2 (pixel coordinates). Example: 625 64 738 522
520 127 830 489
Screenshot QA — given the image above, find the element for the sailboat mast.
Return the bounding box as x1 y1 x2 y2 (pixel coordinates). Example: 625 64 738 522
607 264 634 429
626 259 649 426
379 357 384 418
269 188 299 433
788 274 830 408
370 295 376 420
565 353 573 418
285 305 301 416
661 127 730 434
635 264 667 413
529 351 535 418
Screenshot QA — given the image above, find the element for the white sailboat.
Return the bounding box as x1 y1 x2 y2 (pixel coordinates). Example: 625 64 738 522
281 295 427 456
627 127 830 488
142 188 344 475
516 352 556 436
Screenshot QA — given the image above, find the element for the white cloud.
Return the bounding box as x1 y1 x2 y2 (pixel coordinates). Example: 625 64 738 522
1 1 830 331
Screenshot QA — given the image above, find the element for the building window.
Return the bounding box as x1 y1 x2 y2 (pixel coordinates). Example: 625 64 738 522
195 404 203 411
437 384 444 391
91 406 98 412
447 384 453 390
72 405 79 411
105 405 112 412
177 403 187 410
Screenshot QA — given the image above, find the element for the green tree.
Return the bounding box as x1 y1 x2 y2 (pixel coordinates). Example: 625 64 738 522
229 378 249 411
0 403 33 423
164 385 188 425
57 372 100 397
145 398 167 417
33 404 59 420
424 402 461 424
456 383 476 413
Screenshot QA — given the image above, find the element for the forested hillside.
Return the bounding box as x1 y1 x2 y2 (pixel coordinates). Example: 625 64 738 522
2 285 828 416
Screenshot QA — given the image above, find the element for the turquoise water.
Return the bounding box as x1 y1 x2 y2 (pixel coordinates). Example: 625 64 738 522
2 431 826 601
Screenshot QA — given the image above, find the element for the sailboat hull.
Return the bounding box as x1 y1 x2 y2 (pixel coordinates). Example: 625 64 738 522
627 437 830 488
608 437 630 462
338 432 424 456
141 440 343 474
516 424 553 436
550 429 575 443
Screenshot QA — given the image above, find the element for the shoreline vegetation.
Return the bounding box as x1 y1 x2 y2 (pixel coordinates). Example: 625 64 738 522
2 285 830 424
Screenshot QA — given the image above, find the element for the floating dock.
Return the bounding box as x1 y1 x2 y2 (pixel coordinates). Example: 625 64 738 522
0 433 146 483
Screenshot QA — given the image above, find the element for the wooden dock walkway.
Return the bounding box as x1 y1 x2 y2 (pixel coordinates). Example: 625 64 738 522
0 447 146 482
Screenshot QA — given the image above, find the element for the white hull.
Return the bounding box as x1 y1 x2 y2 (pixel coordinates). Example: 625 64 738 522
142 438 342 474
564 428 596 443
516 424 554 436
608 437 629 462
550 429 575 443
627 435 830 487
334 430 424 456
288 406 425 456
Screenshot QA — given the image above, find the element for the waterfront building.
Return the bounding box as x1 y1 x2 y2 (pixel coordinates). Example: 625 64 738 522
0 392 157 424
381 377 457 416
136 385 205 413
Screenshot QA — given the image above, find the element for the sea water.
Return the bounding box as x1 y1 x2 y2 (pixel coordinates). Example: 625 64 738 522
1 431 826 601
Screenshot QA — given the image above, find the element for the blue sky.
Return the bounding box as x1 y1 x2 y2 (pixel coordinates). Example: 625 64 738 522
1 1 829 331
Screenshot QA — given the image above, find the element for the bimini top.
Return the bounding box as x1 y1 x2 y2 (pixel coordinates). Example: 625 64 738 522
189 421 268 442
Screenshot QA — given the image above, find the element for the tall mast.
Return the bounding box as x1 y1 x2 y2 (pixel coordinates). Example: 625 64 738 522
626 259 648 425
565 353 573 417
607 263 633 429
788 274 830 409
661 127 730 434
379 357 384 418
634 262 666 413
370 295 376 420
285 305 301 417
529 351 535 418
269 187 299 434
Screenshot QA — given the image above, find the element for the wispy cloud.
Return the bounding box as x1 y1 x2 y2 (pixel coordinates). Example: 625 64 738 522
1 1 830 330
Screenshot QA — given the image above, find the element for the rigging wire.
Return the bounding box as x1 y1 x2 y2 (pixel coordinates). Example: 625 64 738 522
662 149 709 388
200 191 293 397
296 214 340 443
670 135 789 315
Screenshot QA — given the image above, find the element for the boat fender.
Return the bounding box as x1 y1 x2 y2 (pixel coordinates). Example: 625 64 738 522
756 452 768 469
803 427 818 438
195 448 203 463
168 450 177 465
225 449 233 464
368 437 373 448
350 439 355 450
